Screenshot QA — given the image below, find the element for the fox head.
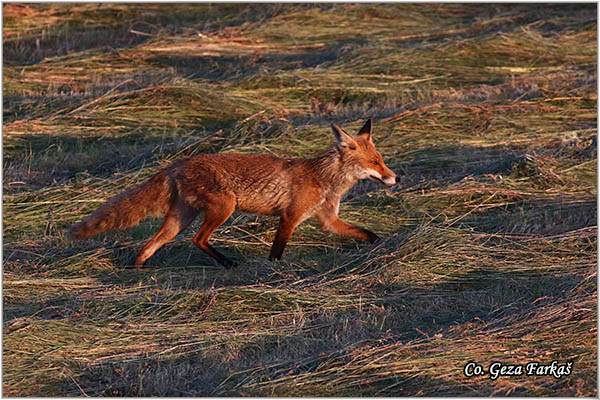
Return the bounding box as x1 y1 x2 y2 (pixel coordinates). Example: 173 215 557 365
331 119 397 186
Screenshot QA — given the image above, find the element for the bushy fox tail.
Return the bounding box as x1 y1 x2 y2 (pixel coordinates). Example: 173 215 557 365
68 171 175 240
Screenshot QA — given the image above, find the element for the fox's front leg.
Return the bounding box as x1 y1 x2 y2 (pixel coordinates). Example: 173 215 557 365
269 213 304 261
317 210 380 243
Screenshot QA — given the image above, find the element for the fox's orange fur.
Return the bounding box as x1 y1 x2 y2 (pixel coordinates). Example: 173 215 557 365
69 119 397 267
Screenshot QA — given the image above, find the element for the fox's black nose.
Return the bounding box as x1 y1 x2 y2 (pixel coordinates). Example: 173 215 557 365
393 176 398 184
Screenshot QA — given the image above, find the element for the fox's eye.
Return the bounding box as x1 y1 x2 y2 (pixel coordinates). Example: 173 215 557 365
372 160 379 166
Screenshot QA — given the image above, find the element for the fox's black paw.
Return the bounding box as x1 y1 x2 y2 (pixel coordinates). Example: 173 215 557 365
365 230 380 244
369 235 386 250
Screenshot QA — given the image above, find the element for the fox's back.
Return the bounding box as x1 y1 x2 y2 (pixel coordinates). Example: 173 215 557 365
171 153 316 215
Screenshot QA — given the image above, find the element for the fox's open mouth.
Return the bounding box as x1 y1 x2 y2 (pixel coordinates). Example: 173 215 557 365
368 175 386 185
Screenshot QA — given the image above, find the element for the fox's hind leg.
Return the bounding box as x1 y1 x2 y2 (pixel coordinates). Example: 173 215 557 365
192 194 237 268
135 197 199 265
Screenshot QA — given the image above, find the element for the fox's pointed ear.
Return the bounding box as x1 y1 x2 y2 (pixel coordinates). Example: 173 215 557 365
357 118 372 141
331 123 357 150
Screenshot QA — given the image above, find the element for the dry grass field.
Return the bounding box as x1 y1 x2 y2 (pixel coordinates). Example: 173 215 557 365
2 3 597 396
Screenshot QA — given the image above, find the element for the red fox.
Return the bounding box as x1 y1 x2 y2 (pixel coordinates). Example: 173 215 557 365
68 119 397 267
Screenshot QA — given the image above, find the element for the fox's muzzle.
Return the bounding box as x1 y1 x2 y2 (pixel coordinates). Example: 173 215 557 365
383 175 397 186
367 170 397 186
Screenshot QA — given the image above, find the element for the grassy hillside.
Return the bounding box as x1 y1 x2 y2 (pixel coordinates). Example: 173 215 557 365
3 3 597 396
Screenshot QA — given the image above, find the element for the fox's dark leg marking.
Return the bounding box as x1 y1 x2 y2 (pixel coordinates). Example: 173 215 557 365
269 214 303 261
